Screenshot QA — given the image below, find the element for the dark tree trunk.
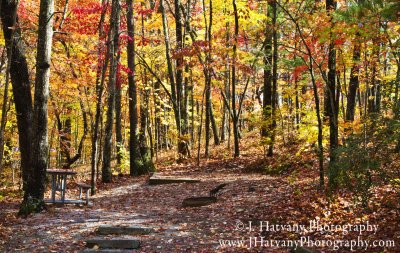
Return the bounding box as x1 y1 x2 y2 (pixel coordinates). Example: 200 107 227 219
0 47 10 172
1 0 34 208
91 0 108 194
326 0 338 187
268 0 278 156
115 83 123 168
102 0 120 183
25 0 54 214
210 104 220 145
127 0 142 176
232 0 240 157
346 38 361 121
368 37 380 114
262 15 273 140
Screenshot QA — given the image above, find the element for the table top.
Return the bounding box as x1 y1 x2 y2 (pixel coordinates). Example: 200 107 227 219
47 169 77 175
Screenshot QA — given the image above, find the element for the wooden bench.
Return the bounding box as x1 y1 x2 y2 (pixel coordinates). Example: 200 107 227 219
76 182 91 205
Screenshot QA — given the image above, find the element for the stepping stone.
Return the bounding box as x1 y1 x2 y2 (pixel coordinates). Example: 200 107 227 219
149 176 200 185
79 250 134 253
291 246 318 253
86 238 140 249
97 225 154 235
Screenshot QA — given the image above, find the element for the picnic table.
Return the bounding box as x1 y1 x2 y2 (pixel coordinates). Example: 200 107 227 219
45 169 85 204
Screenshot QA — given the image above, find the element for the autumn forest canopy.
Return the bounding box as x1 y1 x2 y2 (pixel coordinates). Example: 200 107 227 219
0 0 399 246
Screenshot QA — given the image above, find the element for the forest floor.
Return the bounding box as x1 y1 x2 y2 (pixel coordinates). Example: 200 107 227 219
0 132 399 253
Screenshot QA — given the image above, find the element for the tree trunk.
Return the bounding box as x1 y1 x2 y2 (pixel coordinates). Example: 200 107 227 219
268 0 278 156
0 47 10 172
210 104 220 145
115 81 123 168
232 0 240 157
127 0 142 176
346 37 361 121
102 0 120 183
91 0 108 194
22 0 54 215
262 2 273 150
1 0 34 212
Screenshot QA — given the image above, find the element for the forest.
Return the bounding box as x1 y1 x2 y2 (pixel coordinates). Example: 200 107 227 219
0 0 399 252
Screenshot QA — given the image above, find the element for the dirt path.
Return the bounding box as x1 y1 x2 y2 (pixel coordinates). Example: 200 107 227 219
0 160 399 253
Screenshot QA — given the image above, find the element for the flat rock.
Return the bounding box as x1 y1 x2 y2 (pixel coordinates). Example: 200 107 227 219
97 225 154 235
79 250 134 253
86 238 140 249
149 177 200 185
291 246 318 253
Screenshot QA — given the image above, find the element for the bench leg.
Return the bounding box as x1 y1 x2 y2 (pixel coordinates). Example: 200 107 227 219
85 189 90 205
79 187 83 200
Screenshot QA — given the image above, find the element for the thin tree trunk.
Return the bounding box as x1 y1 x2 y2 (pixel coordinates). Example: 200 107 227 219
232 0 240 157
268 0 278 156
115 81 123 168
0 47 10 172
326 0 338 187
262 3 272 143
91 0 108 194
102 0 120 183
346 37 361 121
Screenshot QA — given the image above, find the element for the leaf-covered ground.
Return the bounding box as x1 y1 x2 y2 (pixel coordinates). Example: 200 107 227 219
0 137 399 252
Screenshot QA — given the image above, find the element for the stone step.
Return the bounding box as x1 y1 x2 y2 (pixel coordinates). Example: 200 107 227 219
149 177 200 185
291 246 318 253
97 225 154 235
86 238 140 249
79 250 134 253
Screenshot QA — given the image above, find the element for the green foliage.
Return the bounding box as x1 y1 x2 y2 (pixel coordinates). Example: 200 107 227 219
116 143 130 174
116 143 156 176
329 116 400 206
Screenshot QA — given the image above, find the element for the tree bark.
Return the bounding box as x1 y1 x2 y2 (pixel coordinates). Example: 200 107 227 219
22 0 54 214
115 80 123 168
0 46 10 172
91 0 108 194
1 0 34 211
346 37 361 121
102 0 120 183
127 0 141 176
262 10 272 140
268 0 278 156
232 0 240 157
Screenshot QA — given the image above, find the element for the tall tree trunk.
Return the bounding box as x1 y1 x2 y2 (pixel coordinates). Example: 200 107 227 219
346 37 361 122
232 0 240 157
175 0 189 157
1 0 33 212
262 15 272 140
91 0 108 194
326 0 338 187
204 0 212 157
115 81 123 168
210 104 220 145
127 0 141 176
160 0 182 155
102 0 120 183
0 47 10 172
23 0 54 214
368 36 380 114
268 0 278 156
